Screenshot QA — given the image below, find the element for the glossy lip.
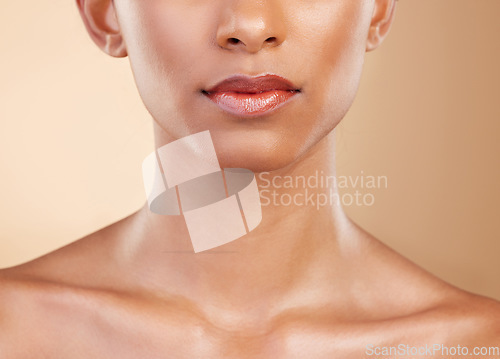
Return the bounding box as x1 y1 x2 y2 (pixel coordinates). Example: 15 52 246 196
201 74 301 117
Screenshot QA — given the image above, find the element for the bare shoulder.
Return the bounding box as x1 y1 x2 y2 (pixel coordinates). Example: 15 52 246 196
398 286 500 348
403 259 500 344
0 213 137 356
0 209 138 289
0 212 131 317
0 251 127 357
445 289 500 344
0 269 63 357
0 273 21 355
356 229 500 347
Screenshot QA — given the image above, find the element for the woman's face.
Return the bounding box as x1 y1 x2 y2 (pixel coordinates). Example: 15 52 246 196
111 0 382 171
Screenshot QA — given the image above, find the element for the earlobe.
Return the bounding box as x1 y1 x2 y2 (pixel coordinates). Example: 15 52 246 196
366 0 397 52
76 0 127 57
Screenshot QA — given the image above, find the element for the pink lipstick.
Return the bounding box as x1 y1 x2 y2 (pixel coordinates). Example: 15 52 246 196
202 74 300 117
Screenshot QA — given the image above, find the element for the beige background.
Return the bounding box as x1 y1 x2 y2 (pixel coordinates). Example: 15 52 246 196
0 1 498 300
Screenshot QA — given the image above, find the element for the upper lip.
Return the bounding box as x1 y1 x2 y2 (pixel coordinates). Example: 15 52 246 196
203 74 300 94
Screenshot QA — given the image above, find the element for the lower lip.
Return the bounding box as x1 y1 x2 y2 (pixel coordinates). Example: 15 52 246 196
203 90 299 117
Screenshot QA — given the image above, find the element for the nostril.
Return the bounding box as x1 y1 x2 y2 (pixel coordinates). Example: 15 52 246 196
228 38 240 45
265 37 277 43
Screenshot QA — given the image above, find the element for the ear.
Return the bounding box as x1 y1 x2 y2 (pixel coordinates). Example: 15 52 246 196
366 0 397 52
75 0 127 57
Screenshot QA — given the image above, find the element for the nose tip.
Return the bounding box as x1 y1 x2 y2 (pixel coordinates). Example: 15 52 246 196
216 3 287 53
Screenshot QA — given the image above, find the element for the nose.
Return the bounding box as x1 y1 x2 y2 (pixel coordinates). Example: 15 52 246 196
216 0 287 53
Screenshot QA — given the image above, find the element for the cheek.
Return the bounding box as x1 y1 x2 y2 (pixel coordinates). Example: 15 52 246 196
116 1 211 126
290 1 370 129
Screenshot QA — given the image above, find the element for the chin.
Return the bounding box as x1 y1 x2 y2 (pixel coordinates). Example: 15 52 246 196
208 129 305 173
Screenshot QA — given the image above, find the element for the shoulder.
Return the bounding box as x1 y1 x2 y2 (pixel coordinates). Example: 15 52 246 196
405 266 500 344
0 219 132 355
0 210 134 290
404 287 500 347
446 290 500 344
359 234 500 345
0 262 127 357
0 269 58 356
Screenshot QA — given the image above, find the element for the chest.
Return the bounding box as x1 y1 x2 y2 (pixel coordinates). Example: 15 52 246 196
43 317 374 359
29 294 445 359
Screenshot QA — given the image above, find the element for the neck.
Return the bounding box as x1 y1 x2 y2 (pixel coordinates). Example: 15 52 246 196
118 127 364 330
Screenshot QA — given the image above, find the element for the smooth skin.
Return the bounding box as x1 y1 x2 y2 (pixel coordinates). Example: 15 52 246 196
1 0 499 357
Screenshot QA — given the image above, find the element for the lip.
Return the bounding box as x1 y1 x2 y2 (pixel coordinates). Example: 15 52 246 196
202 74 300 117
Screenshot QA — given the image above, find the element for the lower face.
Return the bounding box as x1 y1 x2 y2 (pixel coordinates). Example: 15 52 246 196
114 0 373 172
